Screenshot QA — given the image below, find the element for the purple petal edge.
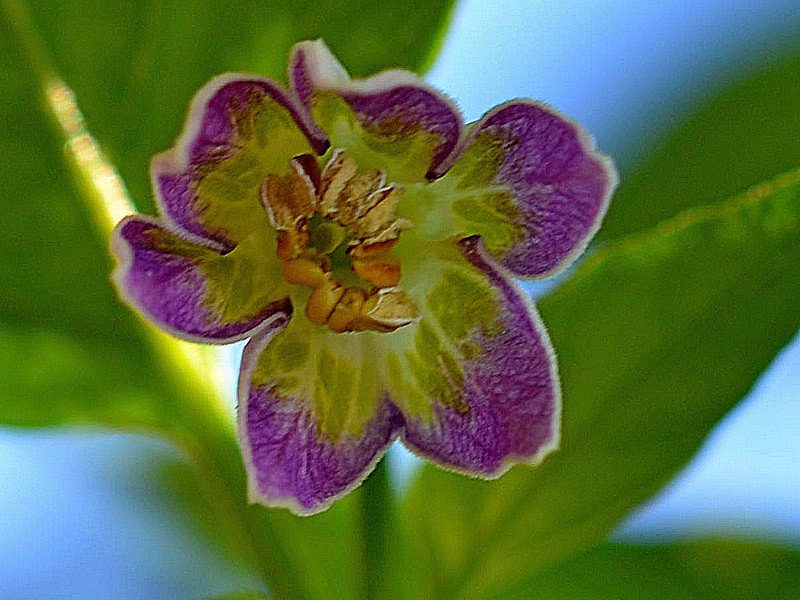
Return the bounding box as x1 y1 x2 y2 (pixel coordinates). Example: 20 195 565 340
238 321 402 515
401 236 561 477
290 40 463 177
236 235 561 512
152 74 328 247
440 100 617 279
112 215 289 344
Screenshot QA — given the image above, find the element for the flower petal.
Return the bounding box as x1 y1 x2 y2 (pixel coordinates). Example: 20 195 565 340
434 100 617 279
290 40 462 180
152 74 328 248
387 236 560 476
112 216 289 343
238 316 401 515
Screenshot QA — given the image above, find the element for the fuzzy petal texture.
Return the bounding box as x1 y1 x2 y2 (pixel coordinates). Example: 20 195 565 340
290 40 462 180
434 100 617 279
109 40 615 516
239 316 402 515
112 216 289 343
152 75 327 249
237 232 561 510
386 236 560 476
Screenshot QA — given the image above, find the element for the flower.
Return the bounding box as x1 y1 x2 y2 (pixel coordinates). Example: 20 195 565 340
111 40 617 515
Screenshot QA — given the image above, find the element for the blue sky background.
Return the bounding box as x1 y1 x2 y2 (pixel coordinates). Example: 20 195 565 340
426 0 800 545
1 1 799 597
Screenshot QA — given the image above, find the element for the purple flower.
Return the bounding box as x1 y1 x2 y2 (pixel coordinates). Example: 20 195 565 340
112 40 617 515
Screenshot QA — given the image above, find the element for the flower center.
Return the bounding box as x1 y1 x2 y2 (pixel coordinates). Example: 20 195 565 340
261 149 419 333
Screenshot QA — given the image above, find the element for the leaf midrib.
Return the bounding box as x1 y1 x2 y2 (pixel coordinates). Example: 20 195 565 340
457 269 798 599
430 176 800 598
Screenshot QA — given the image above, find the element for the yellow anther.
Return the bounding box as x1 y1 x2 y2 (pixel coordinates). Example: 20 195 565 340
357 288 418 332
281 257 327 288
328 287 367 333
352 256 401 288
305 276 345 325
347 238 397 260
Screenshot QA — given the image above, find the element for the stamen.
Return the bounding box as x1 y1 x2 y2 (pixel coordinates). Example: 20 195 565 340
306 276 346 325
348 238 398 259
359 288 418 332
352 256 401 288
328 288 367 333
281 256 327 287
319 149 358 216
352 187 411 243
262 157 317 259
293 153 322 192
337 170 387 225
267 149 419 333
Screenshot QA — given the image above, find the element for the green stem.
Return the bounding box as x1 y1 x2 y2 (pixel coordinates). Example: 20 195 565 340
2 3 303 597
360 458 394 599
149 339 306 600
173 392 306 600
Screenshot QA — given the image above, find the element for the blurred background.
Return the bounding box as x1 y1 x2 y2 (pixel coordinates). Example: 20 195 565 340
1 0 798 596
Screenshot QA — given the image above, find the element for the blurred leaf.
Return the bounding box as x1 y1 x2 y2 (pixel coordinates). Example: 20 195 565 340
152 448 369 600
0 0 457 595
0 4 299 595
505 541 800 600
152 449 420 600
22 0 456 211
602 45 800 240
0 0 195 432
401 170 800 598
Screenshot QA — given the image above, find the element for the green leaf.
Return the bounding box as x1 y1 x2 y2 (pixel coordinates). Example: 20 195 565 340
505 541 800 600
150 448 414 600
0 0 198 432
0 0 457 596
0 5 312 595
21 0 456 212
601 46 800 240
401 170 800 599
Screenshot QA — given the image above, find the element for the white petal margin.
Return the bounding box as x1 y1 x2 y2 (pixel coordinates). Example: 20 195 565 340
237 316 402 516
